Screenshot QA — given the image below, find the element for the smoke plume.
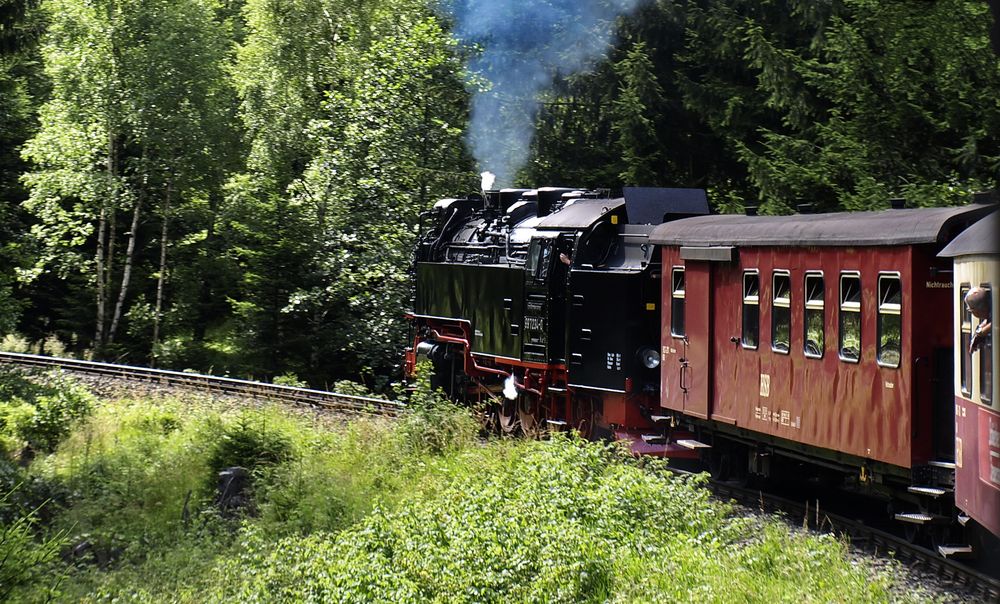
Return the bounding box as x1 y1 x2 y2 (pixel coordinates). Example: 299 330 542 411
446 0 641 187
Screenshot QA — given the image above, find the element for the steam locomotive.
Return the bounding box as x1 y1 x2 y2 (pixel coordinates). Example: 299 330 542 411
404 186 999 562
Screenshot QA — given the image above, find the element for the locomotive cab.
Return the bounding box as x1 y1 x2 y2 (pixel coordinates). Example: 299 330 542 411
522 234 572 364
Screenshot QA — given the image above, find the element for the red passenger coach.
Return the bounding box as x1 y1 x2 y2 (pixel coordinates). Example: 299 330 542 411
650 204 994 534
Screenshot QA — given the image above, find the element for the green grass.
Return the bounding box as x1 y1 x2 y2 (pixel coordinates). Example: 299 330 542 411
1 375 927 603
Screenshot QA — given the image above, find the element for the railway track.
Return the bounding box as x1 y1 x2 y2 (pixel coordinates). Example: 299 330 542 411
0 351 405 417
705 476 1000 601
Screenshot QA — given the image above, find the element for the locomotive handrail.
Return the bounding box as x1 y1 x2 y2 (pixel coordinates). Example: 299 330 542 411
428 329 510 380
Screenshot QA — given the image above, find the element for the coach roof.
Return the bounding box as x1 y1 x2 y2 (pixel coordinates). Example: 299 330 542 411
938 209 999 257
649 204 995 247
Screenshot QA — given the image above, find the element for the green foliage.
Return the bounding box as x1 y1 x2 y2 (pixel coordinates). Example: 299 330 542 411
528 0 998 211
28 397 233 575
0 368 93 453
331 379 386 398
0 487 66 602
0 389 923 602
611 41 666 185
682 0 999 211
0 58 34 337
219 10 472 386
20 0 241 357
213 436 902 603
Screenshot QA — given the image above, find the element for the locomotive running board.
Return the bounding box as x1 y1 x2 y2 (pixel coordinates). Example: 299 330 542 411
613 430 701 459
676 439 711 450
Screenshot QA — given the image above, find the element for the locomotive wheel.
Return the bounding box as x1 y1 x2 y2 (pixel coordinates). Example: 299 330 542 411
902 521 922 545
497 398 519 435
518 396 543 439
707 449 733 482
571 396 595 439
707 442 749 485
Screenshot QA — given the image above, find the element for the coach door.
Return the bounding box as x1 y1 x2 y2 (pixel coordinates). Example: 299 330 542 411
662 256 712 419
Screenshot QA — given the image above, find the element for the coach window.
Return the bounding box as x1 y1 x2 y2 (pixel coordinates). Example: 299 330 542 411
771 271 791 354
670 267 685 337
839 272 861 363
876 274 902 368
960 284 972 395
979 284 992 403
804 272 824 358
742 270 760 349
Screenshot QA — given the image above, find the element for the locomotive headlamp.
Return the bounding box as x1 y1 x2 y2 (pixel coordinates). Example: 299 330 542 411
415 341 449 362
638 347 661 369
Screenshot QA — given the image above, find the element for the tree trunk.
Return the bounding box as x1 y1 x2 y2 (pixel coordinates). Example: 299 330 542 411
107 195 142 346
151 180 171 366
94 129 118 356
106 195 117 307
193 192 219 344
94 206 107 352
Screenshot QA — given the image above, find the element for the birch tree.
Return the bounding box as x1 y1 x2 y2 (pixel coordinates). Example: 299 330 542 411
21 0 239 358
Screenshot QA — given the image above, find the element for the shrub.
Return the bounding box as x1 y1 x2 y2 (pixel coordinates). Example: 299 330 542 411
331 380 386 399
206 412 295 476
273 373 307 388
0 334 31 354
0 369 94 453
396 362 477 456
0 487 66 601
213 437 728 603
0 458 67 525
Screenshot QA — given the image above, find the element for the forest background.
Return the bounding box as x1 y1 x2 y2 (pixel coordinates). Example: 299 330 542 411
0 0 998 390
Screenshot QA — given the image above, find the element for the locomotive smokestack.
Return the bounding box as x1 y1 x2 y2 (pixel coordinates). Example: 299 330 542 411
481 171 496 193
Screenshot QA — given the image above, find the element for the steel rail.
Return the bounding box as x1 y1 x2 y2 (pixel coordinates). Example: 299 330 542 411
0 351 405 417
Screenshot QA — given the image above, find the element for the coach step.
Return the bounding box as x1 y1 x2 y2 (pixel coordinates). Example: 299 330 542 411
907 486 951 498
894 512 950 525
937 544 974 559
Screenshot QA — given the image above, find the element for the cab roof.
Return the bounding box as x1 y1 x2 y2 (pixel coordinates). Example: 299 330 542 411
536 198 625 230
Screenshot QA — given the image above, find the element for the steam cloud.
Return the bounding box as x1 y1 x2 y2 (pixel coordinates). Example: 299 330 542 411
447 0 641 187
503 374 518 400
